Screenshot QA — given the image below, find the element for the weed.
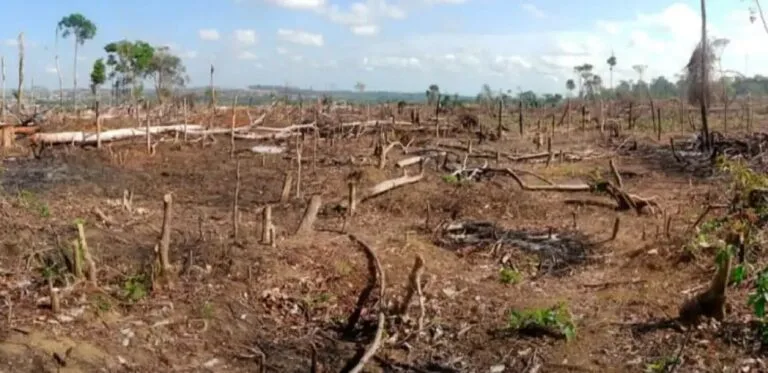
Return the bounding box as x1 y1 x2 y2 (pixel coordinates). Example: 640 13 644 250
201 301 215 319
499 266 521 285
507 302 576 341
121 274 149 303
92 295 112 312
18 189 50 217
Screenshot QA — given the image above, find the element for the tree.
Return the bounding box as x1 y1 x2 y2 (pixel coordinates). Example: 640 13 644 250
574 64 594 98
606 52 617 89
58 13 97 109
148 46 188 103
354 81 366 93
426 84 440 105
104 40 155 104
566 79 575 96
90 58 106 96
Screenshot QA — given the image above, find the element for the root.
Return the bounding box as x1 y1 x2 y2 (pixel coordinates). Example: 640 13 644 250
678 250 731 326
344 233 386 373
396 255 426 335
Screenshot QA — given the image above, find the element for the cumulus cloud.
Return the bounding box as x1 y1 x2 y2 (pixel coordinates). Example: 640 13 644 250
261 0 464 36
277 29 324 46
234 29 258 45
198 28 220 41
266 0 325 10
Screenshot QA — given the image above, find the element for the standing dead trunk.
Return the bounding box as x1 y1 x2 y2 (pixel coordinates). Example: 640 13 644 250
698 0 711 150
159 193 173 274
295 195 322 235
72 37 78 111
16 33 24 112
1 56 5 121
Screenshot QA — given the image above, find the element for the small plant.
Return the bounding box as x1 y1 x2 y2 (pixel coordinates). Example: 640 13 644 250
507 302 576 341
645 356 679 373
18 189 51 217
121 274 149 303
200 301 215 319
499 266 521 285
441 174 460 184
92 295 112 312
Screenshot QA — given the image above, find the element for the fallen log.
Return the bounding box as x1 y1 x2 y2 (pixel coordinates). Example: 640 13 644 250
501 166 660 214
30 124 206 145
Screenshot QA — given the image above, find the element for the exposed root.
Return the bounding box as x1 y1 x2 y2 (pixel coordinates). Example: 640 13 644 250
344 233 386 373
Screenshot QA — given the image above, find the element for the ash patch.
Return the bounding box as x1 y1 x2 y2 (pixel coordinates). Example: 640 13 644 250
436 220 592 276
1 155 121 194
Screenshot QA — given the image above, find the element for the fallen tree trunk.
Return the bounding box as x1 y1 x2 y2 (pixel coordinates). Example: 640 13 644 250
30 124 206 145
501 166 659 214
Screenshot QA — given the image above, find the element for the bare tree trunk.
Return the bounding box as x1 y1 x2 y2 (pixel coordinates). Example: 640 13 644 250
55 30 63 107
159 193 173 274
1 56 5 121
73 38 78 111
17 33 24 112
699 0 711 151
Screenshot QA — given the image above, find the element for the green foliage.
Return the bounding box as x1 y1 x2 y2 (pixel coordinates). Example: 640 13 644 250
716 156 768 195
645 356 679 373
57 13 97 44
148 46 188 100
499 266 522 284
507 303 576 341
121 274 149 303
90 58 106 94
104 40 156 92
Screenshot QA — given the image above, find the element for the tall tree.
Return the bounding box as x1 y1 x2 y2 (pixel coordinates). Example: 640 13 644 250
606 52 617 89
426 84 440 105
565 79 575 96
104 40 155 105
58 13 97 109
90 58 106 97
148 46 188 103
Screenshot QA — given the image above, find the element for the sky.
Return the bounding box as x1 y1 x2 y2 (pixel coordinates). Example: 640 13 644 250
0 0 764 96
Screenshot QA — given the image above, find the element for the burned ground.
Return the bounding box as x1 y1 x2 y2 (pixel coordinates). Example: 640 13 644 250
0 103 766 373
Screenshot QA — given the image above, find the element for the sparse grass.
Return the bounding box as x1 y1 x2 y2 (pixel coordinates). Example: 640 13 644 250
17 189 50 217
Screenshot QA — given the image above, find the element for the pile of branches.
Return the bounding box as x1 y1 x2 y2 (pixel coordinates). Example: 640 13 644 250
436 220 592 276
671 131 768 173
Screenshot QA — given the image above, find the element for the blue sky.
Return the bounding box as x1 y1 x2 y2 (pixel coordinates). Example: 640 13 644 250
0 0 763 95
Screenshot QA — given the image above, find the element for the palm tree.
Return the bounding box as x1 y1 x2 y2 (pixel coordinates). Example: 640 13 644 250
58 13 97 109
606 52 617 89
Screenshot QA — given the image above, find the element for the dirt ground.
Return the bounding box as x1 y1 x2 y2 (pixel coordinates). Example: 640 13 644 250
0 106 764 372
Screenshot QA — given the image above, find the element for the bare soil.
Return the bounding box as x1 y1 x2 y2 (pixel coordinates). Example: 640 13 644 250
0 106 763 373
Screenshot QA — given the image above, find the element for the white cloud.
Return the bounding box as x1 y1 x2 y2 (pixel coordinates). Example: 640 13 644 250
234 29 258 45
266 0 325 10
276 47 288 55
521 3 546 19
277 29 324 46
238 51 259 60
198 28 220 41
351 25 379 36
45 66 58 74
